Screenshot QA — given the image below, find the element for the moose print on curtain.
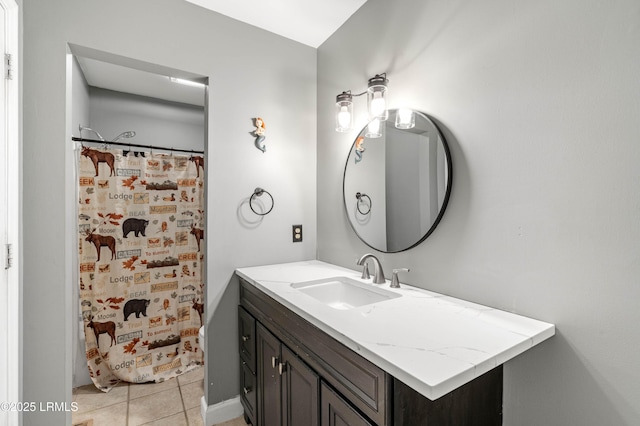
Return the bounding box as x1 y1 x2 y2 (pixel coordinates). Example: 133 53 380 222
77 146 206 391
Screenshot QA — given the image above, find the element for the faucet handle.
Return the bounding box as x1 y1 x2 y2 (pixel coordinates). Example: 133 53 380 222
360 262 371 280
390 268 410 288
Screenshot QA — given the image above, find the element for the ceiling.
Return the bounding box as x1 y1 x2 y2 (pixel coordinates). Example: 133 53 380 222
75 0 366 107
76 56 207 107
183 0 368 48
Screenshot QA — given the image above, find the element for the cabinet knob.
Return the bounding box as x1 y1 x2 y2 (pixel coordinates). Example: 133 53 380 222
279 361 287 375
242 335 250 342
271 356 278 369
243 386 252 395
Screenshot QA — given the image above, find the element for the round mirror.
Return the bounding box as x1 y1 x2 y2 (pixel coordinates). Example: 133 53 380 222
343 109 452 253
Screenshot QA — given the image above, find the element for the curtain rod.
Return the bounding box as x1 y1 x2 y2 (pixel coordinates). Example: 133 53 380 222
72 137 205 155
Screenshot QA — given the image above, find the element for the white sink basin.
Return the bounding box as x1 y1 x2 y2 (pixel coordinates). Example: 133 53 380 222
291 276 400 310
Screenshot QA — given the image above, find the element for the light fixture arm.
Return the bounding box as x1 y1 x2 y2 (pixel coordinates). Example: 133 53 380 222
348 90 368 98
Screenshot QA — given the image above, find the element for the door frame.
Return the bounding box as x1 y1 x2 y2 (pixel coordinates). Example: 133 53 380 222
0 0 21 425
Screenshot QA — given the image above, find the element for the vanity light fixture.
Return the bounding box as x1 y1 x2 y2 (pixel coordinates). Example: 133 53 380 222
395 108 415 129
366 73 389 121
335 91 354 132
335 73 389 133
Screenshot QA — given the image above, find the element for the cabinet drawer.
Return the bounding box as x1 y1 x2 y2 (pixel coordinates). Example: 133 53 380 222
321 382 374 426
240 363 257 426
239 306 256 373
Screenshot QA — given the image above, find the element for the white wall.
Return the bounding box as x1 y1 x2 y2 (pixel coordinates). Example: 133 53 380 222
21 1 316 424
318 0 640 424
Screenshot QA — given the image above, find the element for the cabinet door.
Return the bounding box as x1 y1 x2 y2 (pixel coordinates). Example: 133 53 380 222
256 323 282 426
282 346 319 426
321 382 374 426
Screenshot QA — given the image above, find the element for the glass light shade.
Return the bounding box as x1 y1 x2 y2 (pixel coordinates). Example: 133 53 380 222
335 92 353 132
367 74 388 121
365 118 382 138
395 108 415 129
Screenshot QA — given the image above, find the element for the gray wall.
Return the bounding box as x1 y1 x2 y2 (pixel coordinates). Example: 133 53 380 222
385 129 429 251
317 0 640 425
343 135 387 250
21 0 316 424
70 56 91 389
71 57 90 138
88 87 205 152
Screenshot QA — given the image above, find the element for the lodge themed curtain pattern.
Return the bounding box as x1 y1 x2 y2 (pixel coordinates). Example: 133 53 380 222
78 146 205 391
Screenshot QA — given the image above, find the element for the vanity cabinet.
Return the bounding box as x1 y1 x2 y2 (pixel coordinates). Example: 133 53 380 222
239 277 503 426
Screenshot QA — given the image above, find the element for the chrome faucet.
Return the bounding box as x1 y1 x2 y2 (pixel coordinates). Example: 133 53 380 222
357 253 386 284
390 268 410 288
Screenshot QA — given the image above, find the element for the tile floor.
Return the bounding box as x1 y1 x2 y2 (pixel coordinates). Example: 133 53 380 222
71 367 249 426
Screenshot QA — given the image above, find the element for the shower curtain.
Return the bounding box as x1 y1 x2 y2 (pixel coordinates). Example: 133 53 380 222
77 146 205 391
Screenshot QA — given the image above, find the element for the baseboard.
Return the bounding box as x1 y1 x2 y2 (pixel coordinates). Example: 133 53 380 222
201 395 244 426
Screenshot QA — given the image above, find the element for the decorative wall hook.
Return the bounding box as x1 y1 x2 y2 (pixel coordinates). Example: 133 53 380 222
250 117 267 153
250 187 274 216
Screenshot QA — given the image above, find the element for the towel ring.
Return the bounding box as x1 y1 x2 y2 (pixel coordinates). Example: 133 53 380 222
250 187 274 216
355 192 371 215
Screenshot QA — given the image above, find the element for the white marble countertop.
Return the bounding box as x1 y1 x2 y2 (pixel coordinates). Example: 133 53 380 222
236 260 555 400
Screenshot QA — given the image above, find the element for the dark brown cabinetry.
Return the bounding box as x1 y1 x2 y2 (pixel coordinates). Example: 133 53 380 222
282 345 320 426
239 306 256 369
321 383 373 426
240 362 257 424
256 323 320 426
256 323 282 426
238 306 257 426
238 277 503 426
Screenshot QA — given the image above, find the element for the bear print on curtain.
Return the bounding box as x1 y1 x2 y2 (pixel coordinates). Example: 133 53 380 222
77 146 205 391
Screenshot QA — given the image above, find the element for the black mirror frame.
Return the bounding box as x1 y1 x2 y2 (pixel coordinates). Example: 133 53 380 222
342 110 453 253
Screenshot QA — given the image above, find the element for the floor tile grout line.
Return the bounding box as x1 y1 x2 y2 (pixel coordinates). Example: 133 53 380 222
131 383 186 425
72 383 130 417
136 410 188 426
71 395 130 417
177 379 189 425
126 383 130 426
72 373 205 426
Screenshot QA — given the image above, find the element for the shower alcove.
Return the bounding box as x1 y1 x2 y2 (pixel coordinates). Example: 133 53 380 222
69 45 208 390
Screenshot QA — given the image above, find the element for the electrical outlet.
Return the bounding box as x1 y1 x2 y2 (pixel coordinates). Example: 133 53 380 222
292 225 303 243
